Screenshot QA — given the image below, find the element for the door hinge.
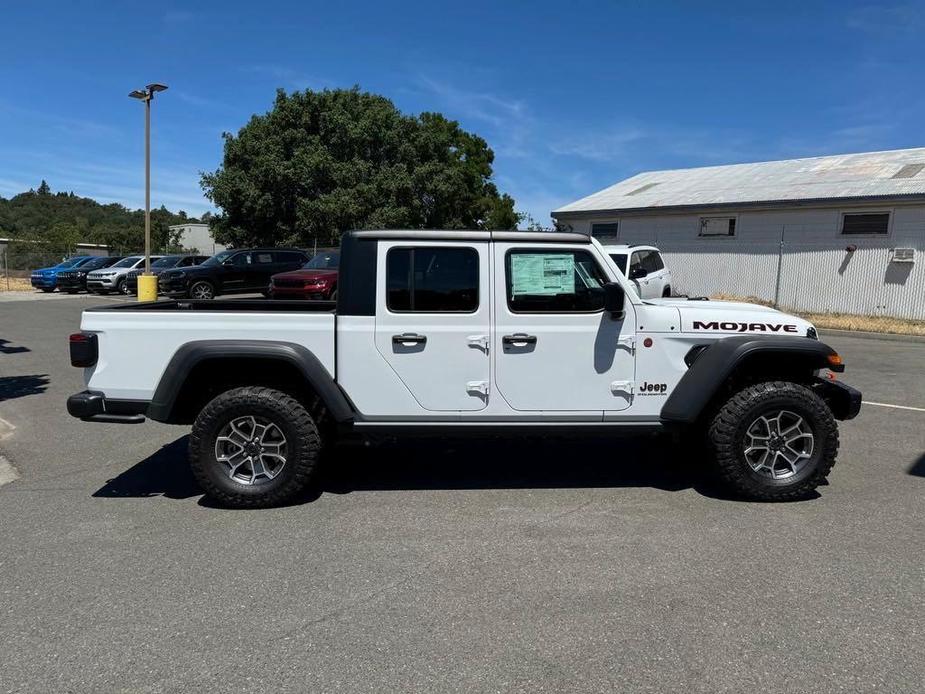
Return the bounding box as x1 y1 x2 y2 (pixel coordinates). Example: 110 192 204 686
617 336 636 353
467 334 490 351
610 380 634 396
466 380 490 396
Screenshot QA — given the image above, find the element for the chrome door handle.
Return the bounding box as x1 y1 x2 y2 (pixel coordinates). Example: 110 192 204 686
392 333 427 345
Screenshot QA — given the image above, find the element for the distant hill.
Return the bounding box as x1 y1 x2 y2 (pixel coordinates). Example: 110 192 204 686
0 180 201 254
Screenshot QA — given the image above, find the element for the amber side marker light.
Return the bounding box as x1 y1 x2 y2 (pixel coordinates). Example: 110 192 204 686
827 353 845 372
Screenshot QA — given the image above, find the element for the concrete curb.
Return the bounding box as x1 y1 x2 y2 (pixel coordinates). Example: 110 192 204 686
820 328 925 344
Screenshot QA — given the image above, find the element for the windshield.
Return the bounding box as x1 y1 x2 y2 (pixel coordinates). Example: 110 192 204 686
304 251 339 269
609 253 628 274
112 256 143 268
57 257 87 269
201 250 235 266
151 256 182 268
80 257 112 271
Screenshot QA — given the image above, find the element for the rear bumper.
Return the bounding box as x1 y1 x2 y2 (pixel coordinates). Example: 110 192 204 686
814 378 862 421
67 390 148 423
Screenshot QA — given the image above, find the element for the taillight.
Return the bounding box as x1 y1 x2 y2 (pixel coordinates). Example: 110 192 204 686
69 332 98 367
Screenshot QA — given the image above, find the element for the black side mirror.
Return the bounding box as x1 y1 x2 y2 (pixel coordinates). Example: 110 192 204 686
603 282 625 318
629 266 648 280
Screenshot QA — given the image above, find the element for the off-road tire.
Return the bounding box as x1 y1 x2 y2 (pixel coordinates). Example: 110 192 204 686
189 387 322 508
708 381 838 501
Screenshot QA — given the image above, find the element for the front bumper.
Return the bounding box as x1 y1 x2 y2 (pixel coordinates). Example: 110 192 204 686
813 378 862 421
158 277 190 295
67 390 148 423
30 276 55 288
86 276 117 289
56 276 86 291
269 286 331 300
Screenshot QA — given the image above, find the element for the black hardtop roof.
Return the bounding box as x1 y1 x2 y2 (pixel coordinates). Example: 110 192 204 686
345 229 590 244
225 247 307 252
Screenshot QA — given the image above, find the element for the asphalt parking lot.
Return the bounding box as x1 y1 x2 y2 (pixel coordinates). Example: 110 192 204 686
1 295 923 693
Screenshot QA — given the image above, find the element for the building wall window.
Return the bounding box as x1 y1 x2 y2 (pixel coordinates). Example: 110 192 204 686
699 216 736 237
590 222 620 241
841 212 890 235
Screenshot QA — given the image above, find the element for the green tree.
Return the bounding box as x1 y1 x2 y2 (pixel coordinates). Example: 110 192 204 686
201 87 521 247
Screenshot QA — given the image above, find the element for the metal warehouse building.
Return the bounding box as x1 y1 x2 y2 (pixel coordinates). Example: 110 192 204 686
552 147 925 320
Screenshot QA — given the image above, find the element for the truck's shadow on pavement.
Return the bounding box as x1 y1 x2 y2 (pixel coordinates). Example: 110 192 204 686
0 374 49 402
94 434 749 504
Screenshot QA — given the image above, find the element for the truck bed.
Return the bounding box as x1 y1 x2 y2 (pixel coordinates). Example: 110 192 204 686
84 299 337 313
80 299 337 401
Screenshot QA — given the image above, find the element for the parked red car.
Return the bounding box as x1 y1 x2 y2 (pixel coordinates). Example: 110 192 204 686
268 249 339 300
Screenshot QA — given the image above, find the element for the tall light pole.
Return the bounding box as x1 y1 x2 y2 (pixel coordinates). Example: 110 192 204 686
129 83 167 294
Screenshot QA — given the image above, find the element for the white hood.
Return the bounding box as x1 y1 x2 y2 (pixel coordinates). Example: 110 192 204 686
646 297 815 337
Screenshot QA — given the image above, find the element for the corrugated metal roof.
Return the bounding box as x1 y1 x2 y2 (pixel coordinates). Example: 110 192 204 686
553 147 925 216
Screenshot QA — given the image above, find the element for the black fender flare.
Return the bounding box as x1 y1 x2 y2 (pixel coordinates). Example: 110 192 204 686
146 340 354 424
660 336 842 424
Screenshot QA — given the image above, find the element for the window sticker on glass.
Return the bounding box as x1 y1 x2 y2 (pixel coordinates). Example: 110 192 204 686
511 254 575 295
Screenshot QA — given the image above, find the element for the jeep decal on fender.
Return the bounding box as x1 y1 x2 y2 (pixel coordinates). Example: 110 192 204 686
693 320 799 333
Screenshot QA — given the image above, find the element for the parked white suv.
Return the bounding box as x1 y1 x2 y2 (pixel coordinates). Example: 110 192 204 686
604 245 672 298
86 255 163 295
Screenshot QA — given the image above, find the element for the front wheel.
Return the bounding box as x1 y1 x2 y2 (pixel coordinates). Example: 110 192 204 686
41 288 55 293
189 281 215 300
117 279 130 295
662 286 672 297
708 381 838 501
189 387 322 508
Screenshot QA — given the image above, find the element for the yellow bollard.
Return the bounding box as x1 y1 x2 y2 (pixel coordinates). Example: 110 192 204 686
137 274 158 302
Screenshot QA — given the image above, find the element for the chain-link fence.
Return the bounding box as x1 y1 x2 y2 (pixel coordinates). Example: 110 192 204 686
0 240 109 292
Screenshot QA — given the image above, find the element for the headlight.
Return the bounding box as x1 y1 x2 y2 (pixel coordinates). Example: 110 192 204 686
77 271 87 277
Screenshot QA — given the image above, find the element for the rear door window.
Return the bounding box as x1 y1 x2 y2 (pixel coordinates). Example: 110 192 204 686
386 247 479 312
642 251 664 273
609 253 628 274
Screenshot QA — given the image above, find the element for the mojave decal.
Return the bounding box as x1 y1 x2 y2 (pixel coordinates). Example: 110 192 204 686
693 320 799 333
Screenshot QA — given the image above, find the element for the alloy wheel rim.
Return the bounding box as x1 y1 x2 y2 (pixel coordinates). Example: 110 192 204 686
192 284 213 299
214 415 288 485
743 409 814 480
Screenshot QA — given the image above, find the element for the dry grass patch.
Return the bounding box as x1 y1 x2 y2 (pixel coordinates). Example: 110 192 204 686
0 277 35 292
710 293 925 337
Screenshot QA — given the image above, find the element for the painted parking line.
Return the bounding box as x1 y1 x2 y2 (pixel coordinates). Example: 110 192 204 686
864 401 925 413
0 456 20 487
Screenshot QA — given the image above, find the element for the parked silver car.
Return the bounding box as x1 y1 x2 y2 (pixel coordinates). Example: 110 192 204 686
86 255 163 294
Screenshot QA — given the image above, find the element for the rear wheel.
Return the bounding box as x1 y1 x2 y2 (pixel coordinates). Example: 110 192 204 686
190 281 215 300
708 381 838 501
189 387 322 508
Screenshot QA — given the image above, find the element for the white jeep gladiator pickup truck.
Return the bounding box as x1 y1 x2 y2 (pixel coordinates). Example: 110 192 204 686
67 230 861 507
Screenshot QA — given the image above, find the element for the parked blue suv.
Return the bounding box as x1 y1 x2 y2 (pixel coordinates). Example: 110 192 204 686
30 256 96 292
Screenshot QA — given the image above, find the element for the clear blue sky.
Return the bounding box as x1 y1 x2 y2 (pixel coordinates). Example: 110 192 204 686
1 1 923 225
